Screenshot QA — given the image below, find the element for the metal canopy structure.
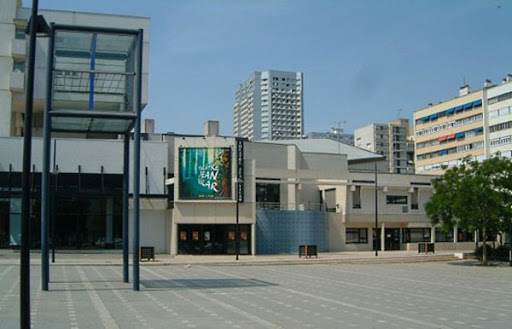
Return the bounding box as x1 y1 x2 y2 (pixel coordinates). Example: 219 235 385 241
49 25 140 133
42 24 144 291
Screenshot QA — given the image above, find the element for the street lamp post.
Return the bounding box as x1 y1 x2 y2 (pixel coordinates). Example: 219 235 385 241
374 162 378 257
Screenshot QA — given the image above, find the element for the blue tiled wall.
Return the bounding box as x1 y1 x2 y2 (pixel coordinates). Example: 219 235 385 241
256 210 328 254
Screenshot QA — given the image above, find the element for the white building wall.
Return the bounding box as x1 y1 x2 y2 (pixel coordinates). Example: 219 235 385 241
0 0 18 136
487 79 512 158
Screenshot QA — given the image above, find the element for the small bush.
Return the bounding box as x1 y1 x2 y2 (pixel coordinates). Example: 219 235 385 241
474 245 510 261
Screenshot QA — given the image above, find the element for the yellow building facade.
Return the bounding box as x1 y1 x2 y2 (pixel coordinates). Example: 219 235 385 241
414 87 484 175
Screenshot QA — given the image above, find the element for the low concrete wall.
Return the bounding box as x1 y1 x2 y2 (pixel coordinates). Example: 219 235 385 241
405 241 475 252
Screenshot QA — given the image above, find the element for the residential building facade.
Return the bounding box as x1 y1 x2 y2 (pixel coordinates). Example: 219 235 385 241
414 75 512 175
486 75 512 158
354 119 414 174
233 70 303 141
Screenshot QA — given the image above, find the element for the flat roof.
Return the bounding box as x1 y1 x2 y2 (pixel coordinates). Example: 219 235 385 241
261 139 384 161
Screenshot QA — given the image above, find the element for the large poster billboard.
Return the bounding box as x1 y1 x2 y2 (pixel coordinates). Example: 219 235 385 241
179 147 232 200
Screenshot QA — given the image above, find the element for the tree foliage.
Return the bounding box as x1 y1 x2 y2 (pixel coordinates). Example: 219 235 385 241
425 155 512 265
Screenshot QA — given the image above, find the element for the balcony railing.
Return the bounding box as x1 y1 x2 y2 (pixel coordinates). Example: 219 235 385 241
256 202 325 211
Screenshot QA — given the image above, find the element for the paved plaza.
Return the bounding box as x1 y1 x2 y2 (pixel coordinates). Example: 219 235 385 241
0 258 511 328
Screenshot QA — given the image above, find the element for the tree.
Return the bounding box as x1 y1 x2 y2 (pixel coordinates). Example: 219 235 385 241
425 156 512 266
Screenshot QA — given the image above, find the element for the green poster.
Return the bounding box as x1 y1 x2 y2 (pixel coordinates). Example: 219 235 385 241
179 148 232 200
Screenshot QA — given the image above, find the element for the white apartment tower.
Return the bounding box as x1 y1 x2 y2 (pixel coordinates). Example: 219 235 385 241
233 70 303 141
354 118 415 174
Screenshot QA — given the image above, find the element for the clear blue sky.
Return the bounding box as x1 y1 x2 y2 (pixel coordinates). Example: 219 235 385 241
25 0 512 136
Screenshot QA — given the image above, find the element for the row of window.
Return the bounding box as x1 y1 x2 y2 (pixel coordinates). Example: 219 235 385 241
416 114 483 137
489 120 512 133
416 128 483 149
489 91 512 105
490 135 512 147
415 100 482 125
345 228 474 244
416 154 486 173
489 105 512 118
417 140 484 160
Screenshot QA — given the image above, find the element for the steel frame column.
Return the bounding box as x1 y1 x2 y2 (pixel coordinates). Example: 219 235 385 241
41 22 55 292
123 133 130 282
132 29 143 291
21 1 39 327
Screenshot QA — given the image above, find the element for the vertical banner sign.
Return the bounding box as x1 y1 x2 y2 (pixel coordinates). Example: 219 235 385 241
237 138 244 202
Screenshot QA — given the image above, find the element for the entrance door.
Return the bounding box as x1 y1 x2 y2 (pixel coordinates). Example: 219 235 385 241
385 228 401 250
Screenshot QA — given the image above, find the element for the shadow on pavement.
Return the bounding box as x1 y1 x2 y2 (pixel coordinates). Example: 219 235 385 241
142 278 276 290
448 260 511 267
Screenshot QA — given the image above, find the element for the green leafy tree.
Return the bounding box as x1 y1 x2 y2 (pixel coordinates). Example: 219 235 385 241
425 156 512 266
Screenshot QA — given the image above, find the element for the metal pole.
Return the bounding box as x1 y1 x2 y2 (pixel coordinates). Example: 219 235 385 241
133 29 143 291
509 221 512 267
51 140 57 263
42 22 54 291
123 133 130 282
235 182 240 261
374 162 378 257
21 1 39 327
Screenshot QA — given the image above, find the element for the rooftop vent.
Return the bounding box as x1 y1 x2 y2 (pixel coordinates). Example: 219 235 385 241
459 85 470 97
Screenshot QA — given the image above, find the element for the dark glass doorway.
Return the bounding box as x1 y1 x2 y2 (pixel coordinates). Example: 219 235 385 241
384 228 401 250
178 224 251 255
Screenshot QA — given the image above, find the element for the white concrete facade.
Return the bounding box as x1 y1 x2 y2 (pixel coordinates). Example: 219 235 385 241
486 76 512 158
233 70 303 141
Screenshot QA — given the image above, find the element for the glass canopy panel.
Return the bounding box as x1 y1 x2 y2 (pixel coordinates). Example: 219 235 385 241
51 116 92 132
51 117 134 133
88 118 134 133
49 27 140 134
52 30 136 114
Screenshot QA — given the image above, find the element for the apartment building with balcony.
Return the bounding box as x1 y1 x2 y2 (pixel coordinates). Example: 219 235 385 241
414 75 512 175
0 0 149 138
354 119 414 174
233 70 303 141
486 75 512 159
414 86 483 175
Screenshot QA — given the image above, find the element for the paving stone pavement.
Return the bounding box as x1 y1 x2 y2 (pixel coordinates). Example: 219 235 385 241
0 259 511 328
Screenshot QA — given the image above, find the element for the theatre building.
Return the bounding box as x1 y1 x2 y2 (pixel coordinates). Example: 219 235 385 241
1 133 480 254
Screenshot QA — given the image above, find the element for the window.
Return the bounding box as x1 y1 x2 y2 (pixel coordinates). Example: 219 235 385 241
490 121 512 133
411 188 419 209
15 29 26 40
13 61 25 73
403 228 431 243
457 229 474 242
386 195 407 204
352 186 361 209
489 91 512 105
435 228 453 242
346 228 368 244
